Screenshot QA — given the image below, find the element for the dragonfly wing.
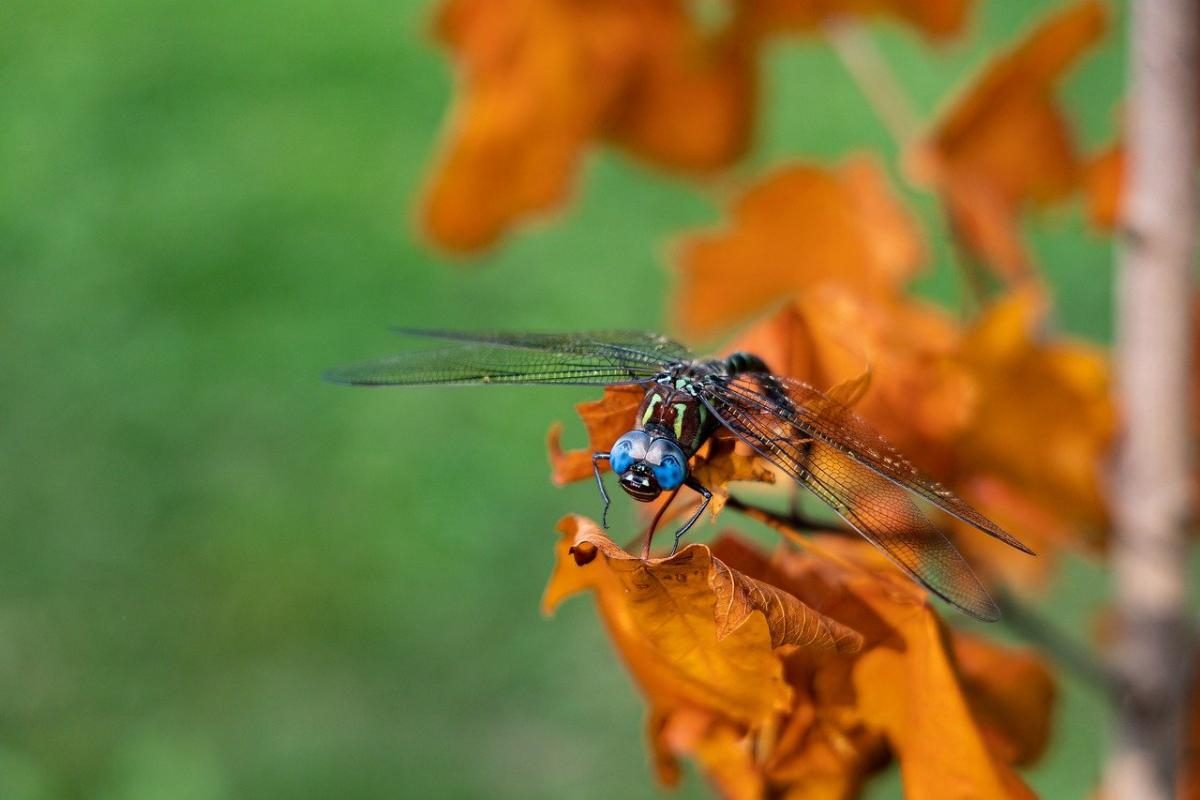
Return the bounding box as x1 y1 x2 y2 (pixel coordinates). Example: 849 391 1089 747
702 391 1000 620
711 374 1034 555
324 340 669 387
389 329 693 366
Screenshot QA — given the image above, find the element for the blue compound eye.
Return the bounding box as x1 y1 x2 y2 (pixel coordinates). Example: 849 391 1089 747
610 430 650 475
651 455 685 490
646 439 687 490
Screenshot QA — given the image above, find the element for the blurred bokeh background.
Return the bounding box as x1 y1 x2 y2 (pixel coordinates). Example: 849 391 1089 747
1 1 1125 797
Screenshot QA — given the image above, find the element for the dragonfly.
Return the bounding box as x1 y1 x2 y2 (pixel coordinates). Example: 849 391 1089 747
325 329 1034 621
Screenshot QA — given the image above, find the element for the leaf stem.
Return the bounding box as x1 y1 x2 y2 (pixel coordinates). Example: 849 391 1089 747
823 19 922 148
724 494 852 537
993 588 1120 697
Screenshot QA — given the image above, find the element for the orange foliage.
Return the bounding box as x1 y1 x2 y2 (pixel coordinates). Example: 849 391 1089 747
723 287 970 473
910 0 1108 279
424 0 754 252
1083 141 1124 231
736 0 974 41
547 523 1055 796
952 632 1057 766
417 1 1125 793
423 0 986 253
547 385 645 484
954 289 1114 546
729 291 1110 583
674 158 923 338
542 517 862 724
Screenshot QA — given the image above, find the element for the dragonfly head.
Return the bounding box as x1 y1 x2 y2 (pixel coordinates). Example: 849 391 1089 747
610 429 687 502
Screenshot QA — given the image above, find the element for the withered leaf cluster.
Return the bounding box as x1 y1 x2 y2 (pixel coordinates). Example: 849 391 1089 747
545 518 1054 798
414 0 1139 796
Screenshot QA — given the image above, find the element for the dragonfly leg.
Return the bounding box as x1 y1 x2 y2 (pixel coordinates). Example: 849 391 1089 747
592 452 612 529
670 478 712 556
641 486 682 559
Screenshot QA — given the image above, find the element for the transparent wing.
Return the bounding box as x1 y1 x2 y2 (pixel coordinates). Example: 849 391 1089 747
324 331 682 387
709 373 1034 555
702 388 1001 621
389 329 692 365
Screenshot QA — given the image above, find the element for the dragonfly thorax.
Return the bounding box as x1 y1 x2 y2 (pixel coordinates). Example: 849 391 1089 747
636 380 715 457
610 429 687 502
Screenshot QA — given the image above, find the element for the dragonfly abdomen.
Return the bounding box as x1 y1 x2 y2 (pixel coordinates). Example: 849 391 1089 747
723 352 771 376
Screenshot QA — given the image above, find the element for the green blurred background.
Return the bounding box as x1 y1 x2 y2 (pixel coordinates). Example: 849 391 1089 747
0 1 1126 797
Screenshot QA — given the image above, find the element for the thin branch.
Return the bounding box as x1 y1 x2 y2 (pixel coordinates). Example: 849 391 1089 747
1106 1 1199 796
823 19 922 148
823 21 995 313
993 589 1119 697
724 494 853 537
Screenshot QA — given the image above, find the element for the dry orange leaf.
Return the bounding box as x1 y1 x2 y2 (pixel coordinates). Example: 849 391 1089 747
952 631 1057 767
690 434 779 518
696 285 1110 582
674 157 924 338
736 0 975 41
724 289 972 475
649 534 1050 799
955 288 1115 542
604 27 755 172
546 385 645 484
1083 140 1124 231
542 516 862 729
424 0 754 252
911 0 1108 280
949 475 1073 590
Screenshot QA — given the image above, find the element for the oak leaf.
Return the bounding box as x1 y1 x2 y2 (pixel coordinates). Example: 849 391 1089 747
425 0 754 252
954 288 1114 544
952 631 1057 766
1083 140 1124 231
910 0 1108 280
547 385 645 484
735 0 974 41
723 286 1112 583
689 434 778 518
724 290 972 475
674 157 924 338
542 516 862 729
646 534 1052 798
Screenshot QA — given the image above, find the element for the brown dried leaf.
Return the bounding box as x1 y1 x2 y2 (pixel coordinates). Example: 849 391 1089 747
736 0 975 41
547 385 644 485
724 289 973 475
953 632 1057 766
664 534 1051 799
425 0 754 252
1083 140 1124 231
955 288 1115 541
674 157 924 338
911 0 1108 279
690 435 778 518
543 516 862 726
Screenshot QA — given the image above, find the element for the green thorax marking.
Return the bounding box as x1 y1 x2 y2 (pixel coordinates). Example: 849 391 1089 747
636 383 713 456
641 393 662 426
672 403 688 439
